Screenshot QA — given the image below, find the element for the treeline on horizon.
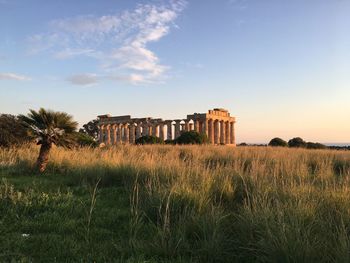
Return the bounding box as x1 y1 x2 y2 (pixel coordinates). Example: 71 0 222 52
239 137 350 150
0 111 348 150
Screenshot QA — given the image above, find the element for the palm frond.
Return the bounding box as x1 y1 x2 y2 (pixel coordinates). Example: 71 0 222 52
29 109 47 130
20 108 78 147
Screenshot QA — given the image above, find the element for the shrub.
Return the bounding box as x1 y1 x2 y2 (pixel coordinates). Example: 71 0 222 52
0 114 31 147
135 135 164 145
74 132 98 147
165 139 175 145
268 137 288 147
288 137 307 148
175 131 208 145
306 142 327 150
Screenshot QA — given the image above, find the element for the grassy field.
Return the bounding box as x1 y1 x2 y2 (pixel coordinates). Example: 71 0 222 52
1 145 350 262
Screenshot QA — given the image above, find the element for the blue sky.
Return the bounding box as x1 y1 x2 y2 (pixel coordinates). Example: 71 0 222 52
1 0 349 143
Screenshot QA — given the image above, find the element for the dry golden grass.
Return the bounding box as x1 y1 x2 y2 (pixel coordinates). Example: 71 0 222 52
2 144 350 192
1 144 350 262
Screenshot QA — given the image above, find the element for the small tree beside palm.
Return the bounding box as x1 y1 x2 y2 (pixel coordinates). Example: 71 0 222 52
19 108 78 173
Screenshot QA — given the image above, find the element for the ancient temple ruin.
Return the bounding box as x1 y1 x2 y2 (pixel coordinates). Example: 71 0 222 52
98 108 236 145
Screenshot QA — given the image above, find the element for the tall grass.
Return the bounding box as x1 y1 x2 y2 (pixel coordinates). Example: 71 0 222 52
1 144 350 262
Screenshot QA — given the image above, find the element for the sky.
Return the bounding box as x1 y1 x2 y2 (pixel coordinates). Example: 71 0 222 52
0 0 349 143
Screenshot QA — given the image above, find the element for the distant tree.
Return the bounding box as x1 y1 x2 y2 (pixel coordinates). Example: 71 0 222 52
306 142 326 150
135 135 164 145
0 114 30 147
175 131 208 145
329 146 350 151
288 137 307 148
238 143 248 146
165 139 175 145
79 119 99 140
268 137 288 147
19 108 78 173
74 132 98 147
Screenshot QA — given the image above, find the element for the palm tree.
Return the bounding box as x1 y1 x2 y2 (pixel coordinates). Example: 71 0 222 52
19 108 78 173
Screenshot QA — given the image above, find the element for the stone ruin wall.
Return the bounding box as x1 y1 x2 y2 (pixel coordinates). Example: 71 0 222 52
97 108 236 145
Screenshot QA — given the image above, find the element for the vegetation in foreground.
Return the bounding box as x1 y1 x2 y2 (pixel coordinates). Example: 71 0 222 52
1 145 350 262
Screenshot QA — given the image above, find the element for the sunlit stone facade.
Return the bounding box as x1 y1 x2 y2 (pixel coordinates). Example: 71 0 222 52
97 108 236 146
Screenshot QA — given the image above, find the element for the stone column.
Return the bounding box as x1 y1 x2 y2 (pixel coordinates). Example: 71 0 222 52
148 125 153 137
142 123 149 136
194 120 200 133
136 124 142 139
167 121 173 140
159 123 165 140
110 125 114 144
184 121 190 131
174 120 181 138
106 124 111 145
199 121 203 134
99 125 104 144
214 120 220 144
123 124 129 143
230 122 236 146
129 124 136 144
203 119 209 137
151 124 155 136
120 124 124 143
116 124 122 143
220 120 226 144
112 124 117 144
156 124 160 137
208 119 214 144
152 124 159 137
225 121 230 144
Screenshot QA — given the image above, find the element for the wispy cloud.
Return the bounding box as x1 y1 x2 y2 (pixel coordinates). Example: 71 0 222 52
54 48 96 60
0 73 31 81
228 0 248 10
29 0 187 85
66 73 98 86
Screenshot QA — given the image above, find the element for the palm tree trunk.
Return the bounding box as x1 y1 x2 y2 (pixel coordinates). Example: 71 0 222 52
36 142 52 173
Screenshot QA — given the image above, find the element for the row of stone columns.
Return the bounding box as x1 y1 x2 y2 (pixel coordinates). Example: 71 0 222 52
99 119 235 145
208 120 235 145
100 123 167 145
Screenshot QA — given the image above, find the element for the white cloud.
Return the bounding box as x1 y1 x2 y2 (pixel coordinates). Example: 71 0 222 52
50 15 121 36
66 73 98 86
54 48 95 59
0 73 31 81
107 73 148 85
111 45 169 82
29 0 187 85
